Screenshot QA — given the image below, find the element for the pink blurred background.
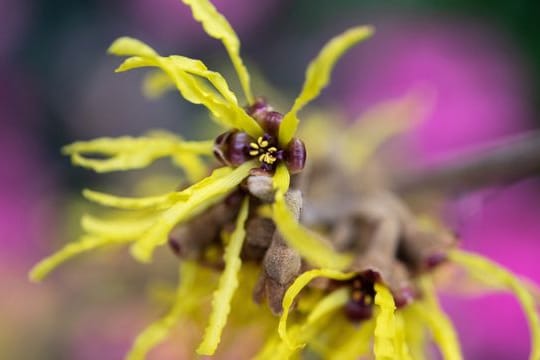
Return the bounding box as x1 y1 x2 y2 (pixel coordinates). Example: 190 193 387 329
1 0 539 358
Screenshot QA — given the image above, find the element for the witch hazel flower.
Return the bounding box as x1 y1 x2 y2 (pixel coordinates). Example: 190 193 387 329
29 0 372 357
28 0 540 359
251 97 540 360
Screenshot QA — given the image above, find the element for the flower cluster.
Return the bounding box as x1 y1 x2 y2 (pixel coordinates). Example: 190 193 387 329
29 0 540 359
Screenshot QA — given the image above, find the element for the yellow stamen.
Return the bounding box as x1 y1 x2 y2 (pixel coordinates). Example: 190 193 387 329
257 136 269 148
364 295 372 305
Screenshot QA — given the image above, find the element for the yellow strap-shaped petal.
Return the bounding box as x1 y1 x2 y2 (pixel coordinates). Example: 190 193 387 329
171 153 209 183
142 70 175 98
272 190 352 270
279 269 356 349
373 282 398 360
278 287 351 357
197 198 249 355
82 189 187 210
272 162 291 194
329 319 375 360
395 312 413 360
254 333 298 360
108 36 157 57
306 287 350 326
181 0 254 104
113 49 262 137
342 91 429 169
81 214 155 240
414 277 462 360
28 235 132 282
449 250 540 360
63 135 213 173
126 261 198 360
401 306 427 360
279 26 374 146
131 161 255 263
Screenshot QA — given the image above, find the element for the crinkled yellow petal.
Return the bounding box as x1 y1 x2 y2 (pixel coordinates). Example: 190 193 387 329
415 277 462 360
110 37 262 137
272 162 291 193
373 282 398 360
342 91 428 169
306 287 349 326
329 319 375 360
254 333 297 360
81 214 155 240
28 235 132 282
272 191 352 270
142 70 175 99
449 250 540 360
130 161 255 262
395 312 413 360
108 36 157 57
171 153 209 183
279 26 374 146
278 287 350 357
401 306 427 360
126 261 198 360
62 135 213 173
279 269 356 349
181 0 254 104
197 198 249 355
82 189 187 210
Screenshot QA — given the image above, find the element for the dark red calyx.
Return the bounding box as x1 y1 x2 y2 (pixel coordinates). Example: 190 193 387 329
213 130 252 167
245 98 283 136
284 138 306 174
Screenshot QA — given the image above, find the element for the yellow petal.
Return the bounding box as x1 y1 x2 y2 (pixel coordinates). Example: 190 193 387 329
108 36 157 57
254 333 297 360
342 91 430 169
278 287 351 357
130 161 255 263
82 189 187 210
395 312 413 360
279 26 374 146
113 49 262 136
62 135 213 173
197 198 249 355
142 70 175 99
272 190 352 270
373 282 398 360
449 250 540 360
182 0 254 104
272 162 290 193
306 287 349 326
401 306 427 360
279 269 356 349
81 214 155 240
329 319 375 360
126 261 198 360
28 235 132 282
414 277 462 360
171 153 209 183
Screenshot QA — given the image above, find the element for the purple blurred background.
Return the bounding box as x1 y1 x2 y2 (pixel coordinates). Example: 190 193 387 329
1 0 539 358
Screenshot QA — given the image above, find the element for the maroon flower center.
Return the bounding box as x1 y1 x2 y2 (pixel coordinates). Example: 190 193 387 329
213 98 306 174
